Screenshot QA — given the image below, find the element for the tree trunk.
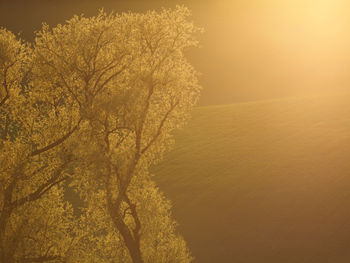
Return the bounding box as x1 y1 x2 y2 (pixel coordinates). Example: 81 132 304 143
0 180 15 263
114 217 143 263
107 195 143 263
0 209 15 263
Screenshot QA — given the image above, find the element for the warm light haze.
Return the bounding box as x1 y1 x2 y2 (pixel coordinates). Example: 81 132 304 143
1 1 350 263
195 0 350 104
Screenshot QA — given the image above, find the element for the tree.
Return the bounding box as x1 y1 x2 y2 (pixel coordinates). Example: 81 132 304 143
1 6 201 263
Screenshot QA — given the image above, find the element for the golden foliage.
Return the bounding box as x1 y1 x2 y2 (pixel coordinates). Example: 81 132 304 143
0 6 201 263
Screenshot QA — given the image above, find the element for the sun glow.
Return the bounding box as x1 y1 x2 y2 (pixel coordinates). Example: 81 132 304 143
196 0 350 103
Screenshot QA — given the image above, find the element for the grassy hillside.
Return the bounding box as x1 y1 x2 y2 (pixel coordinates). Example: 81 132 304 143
153 93 350 263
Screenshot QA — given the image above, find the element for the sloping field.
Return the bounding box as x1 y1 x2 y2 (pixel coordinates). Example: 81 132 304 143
153 93 350 263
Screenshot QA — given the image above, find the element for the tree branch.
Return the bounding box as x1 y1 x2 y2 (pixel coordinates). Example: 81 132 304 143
0 90 9 107
30 118 82 157
0 67 12 107
21 255 61 262
141 100 179 155
124 193 142 241
11 161 70 209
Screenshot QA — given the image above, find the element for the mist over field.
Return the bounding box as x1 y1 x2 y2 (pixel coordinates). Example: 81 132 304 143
154 93 350 262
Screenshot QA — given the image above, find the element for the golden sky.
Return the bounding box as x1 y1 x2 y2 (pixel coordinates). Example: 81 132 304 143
1 0 350 105
193 0 350 104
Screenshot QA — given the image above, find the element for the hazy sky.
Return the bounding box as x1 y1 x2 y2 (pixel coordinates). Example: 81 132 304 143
1 0 350 105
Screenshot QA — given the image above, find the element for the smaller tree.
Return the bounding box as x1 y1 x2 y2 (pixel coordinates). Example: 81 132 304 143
0 28 79 263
